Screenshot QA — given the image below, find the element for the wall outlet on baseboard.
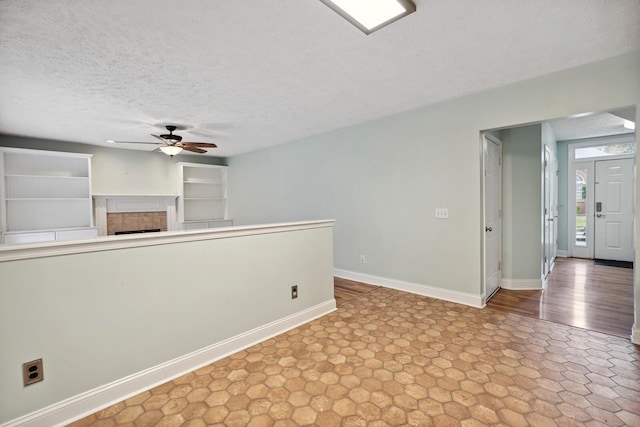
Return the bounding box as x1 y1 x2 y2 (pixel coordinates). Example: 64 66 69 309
360 255 366 264
291 285 298 299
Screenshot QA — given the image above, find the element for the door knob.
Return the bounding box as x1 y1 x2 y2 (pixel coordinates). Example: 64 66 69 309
485 226 493 232
596 214 606 218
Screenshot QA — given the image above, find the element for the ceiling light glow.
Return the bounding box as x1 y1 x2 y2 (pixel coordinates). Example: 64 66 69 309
159 145 183 156
320 0 416 34
623 119 635 130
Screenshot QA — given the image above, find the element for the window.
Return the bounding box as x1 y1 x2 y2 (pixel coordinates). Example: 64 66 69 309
575 169 588 247
574 142 635 159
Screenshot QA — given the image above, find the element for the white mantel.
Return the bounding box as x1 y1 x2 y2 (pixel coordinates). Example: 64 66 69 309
93 194 179 236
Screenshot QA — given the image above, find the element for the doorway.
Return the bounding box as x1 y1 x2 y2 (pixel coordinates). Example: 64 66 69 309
486 108 636 340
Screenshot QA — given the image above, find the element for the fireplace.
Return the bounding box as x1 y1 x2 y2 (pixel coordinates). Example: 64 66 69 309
93 195 179 237
107 212 166 235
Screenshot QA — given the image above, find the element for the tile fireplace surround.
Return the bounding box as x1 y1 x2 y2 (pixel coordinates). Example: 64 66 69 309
106 212 167 235
93 195 179 236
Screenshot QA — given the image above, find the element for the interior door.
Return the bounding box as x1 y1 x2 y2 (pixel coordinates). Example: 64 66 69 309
594 158 634 262
484 134 502 300
551 153 558 263
543 146 552 277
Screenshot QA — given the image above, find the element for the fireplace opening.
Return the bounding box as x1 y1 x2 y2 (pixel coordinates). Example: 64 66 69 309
115 229 162 235
107 212 167 236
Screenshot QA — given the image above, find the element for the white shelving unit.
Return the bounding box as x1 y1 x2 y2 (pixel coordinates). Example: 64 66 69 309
177 163 232 229
0 147 97 244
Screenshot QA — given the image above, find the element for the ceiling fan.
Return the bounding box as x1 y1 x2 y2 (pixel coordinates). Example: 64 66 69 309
109 125 217 156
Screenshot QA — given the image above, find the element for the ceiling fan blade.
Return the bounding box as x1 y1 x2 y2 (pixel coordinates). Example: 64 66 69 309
182 146 207 154
151 134 168 143
110 141 161 145
182 142 218 148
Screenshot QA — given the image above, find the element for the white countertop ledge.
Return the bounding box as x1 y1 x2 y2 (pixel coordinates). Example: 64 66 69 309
0 220 335 262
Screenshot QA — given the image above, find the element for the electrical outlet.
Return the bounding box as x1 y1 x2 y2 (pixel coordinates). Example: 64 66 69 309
435 208 449 219
291 285 298 299
22 359 44 387
360 255 366 264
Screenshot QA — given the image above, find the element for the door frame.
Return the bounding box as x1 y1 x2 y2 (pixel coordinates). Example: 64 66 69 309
542 145 557 277
481 132 502 305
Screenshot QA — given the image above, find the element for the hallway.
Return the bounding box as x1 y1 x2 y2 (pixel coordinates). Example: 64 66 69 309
488 257 634 338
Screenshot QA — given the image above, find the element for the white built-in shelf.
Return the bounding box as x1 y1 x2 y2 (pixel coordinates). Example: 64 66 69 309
4 174 89 178
183 179 224 184
1 147 95 243
6 198 90 201
177 163 230 227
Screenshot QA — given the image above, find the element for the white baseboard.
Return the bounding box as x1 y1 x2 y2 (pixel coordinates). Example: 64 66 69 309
556 250 568 258
2 300 336 427
631 324 640 345
500 278 543 290
334 269 483 308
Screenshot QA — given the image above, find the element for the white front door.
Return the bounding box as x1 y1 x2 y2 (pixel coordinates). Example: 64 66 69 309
484 134 502 300
594 158 635 262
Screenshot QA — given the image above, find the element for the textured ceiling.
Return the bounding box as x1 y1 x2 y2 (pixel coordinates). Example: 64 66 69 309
548 107 636 142
1 0 639 157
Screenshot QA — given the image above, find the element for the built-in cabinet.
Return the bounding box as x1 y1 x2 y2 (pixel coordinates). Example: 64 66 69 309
0 147 97 244
177 163 232 229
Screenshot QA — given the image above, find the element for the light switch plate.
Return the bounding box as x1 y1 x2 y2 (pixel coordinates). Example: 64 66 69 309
435 208 449 219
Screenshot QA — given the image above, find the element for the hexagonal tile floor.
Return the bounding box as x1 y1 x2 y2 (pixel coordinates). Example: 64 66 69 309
68 287 640 426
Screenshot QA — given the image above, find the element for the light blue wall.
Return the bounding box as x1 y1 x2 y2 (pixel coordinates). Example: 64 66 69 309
0 224 334 423
501 125 542 280
229 52 640 298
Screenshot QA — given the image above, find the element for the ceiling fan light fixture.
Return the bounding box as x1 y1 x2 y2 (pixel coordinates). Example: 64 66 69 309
159 145 183 156
320 0 416 34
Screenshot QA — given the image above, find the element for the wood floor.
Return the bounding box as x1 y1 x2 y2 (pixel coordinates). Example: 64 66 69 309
334 277 379 306
488 257 634 338
335 258 634 339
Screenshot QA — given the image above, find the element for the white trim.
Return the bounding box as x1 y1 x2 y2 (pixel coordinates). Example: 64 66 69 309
0 220 335 263
0 146 93 159
500 278 543 290
556 250 568 258
175 162 227 170
2 299 337 427
334 268 484 308
97 194 179 213
631 323 640 345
